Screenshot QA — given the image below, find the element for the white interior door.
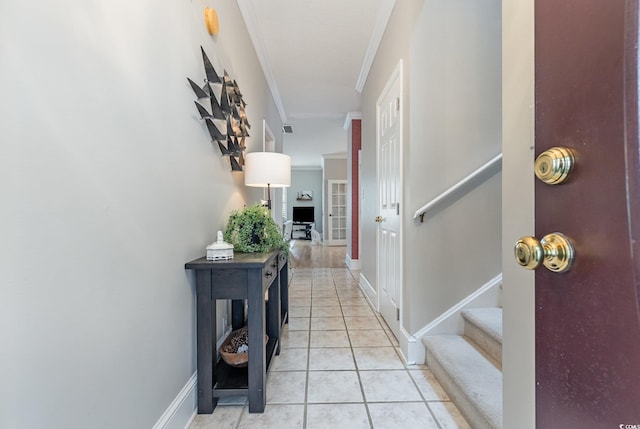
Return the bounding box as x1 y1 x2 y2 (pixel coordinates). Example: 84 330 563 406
327 180 347 246
377 61 403 338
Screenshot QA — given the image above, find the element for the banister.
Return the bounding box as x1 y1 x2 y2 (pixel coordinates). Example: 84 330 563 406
413 153 503 222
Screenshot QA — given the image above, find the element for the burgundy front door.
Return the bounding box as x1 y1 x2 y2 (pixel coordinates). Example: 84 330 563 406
535 0 640 427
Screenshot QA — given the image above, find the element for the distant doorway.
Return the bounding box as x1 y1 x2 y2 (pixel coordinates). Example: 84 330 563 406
326 180 347 246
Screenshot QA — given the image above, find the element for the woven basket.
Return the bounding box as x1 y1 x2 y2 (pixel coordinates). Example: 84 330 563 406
219 328 268 368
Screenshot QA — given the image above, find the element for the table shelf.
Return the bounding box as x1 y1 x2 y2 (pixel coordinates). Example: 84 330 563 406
212 337 278 397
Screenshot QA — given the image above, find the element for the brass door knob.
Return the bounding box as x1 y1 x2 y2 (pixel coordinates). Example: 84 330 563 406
375 216 384 223
514 232 575 273
534 147 575 185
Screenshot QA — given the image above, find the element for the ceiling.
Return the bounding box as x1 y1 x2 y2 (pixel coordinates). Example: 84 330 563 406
237 0 395 167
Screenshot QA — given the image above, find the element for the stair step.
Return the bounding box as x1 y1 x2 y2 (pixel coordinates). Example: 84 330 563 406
423 335 503 429
461 307 502 367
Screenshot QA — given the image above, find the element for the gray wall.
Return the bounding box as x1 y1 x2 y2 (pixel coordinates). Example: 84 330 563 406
0 1 281 427
360 0 502 335
288 168 323 233
405 0 502 332
502 0 535 426
360 1 417 289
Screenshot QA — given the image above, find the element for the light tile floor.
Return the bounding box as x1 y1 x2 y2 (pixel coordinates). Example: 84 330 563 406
190 267 471 429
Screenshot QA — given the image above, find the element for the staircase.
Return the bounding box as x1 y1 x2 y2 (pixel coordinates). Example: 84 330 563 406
422 307 502 429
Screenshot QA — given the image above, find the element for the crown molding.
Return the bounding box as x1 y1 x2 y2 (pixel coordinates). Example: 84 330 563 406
236 0 288 123
355 0 397 93
343 111 362 130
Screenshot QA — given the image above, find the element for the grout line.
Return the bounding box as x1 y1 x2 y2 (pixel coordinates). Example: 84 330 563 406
335 268 375 429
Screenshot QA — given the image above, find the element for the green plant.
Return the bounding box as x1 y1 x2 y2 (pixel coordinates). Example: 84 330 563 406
224 204 288 255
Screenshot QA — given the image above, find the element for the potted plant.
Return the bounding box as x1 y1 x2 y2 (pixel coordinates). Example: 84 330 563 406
224 204 288 255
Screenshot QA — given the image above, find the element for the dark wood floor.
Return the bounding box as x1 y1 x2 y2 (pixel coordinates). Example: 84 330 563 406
288 240 347 268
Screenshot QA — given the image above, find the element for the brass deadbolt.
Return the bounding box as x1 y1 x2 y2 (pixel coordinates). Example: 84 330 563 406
514 232 575 273
534 147 575 185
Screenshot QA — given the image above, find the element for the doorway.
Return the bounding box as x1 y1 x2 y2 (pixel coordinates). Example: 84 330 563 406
376 60 403 339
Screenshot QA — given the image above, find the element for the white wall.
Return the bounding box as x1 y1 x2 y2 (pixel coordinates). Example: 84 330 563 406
502 0 536 426
360 0 501 354
0 1 280 428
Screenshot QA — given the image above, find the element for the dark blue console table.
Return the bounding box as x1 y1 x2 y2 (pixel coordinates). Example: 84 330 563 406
185 250 288 413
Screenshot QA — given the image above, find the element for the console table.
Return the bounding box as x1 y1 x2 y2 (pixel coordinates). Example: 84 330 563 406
185 250 288 413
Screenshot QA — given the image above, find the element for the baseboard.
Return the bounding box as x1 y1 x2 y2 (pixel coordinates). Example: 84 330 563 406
359 273 377 310
346 255 361 270
153 326 232 429
152 372 197 429
410 273 503 364
397 325 420 366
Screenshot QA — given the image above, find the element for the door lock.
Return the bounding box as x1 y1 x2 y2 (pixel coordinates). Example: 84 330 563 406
375 216 384 223
514 232 575 273
534 147 575 185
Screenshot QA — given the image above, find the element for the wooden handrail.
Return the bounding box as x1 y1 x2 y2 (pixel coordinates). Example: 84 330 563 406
413 153 503 222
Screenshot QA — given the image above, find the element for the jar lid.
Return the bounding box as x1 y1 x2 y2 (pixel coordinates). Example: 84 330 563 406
207 230 234 251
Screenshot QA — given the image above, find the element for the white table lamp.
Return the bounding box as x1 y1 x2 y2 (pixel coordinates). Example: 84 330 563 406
244 152 291 210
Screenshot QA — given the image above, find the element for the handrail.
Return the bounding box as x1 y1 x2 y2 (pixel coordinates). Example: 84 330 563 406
413 153 502 222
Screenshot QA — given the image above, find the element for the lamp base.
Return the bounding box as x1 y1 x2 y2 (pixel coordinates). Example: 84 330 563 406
266 183 272 210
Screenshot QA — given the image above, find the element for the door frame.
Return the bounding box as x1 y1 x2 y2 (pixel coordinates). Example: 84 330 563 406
502 0 536 427
375 60 404 338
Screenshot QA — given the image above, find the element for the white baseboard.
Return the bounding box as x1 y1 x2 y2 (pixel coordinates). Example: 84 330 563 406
153 326 232 429
359 273 377 310
346 255 361 270
397 325 419 366
152 372 198 429
408 273 503 364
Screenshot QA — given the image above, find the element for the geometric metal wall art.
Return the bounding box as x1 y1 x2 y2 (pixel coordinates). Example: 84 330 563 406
187 46 251 171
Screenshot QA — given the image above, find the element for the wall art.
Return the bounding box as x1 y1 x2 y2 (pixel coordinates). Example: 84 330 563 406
187 46 251 171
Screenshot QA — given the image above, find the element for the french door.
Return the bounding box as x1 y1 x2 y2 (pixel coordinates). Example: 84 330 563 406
326 180 347 246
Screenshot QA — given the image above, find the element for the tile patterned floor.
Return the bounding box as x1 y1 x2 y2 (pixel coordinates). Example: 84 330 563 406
190 267 471 429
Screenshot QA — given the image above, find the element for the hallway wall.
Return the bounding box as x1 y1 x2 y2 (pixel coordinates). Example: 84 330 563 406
0 1 281 428
360 0 501 356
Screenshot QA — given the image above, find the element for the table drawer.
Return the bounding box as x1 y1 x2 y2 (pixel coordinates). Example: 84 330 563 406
262 253 279 290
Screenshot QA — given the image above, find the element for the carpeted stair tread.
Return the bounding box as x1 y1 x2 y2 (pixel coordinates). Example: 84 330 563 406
423 334 502 429
461 307 502 344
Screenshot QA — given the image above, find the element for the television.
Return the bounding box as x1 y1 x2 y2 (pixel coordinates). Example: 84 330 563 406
292 206 314 223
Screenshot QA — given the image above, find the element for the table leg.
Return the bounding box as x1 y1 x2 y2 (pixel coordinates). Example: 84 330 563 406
268 272 281 355
280 259 289 326
196 271 216 413
247 269 266 413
